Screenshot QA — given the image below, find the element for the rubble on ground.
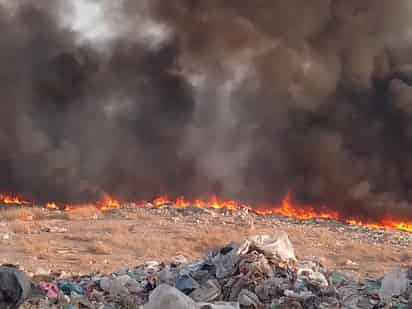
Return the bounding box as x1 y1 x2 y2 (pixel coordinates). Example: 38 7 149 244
4 232 409 309
121 204 412 249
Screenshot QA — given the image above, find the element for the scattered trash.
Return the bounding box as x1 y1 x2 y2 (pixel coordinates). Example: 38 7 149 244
379 268 409 301
33 268 51 278
210 240 250 279
297 268 329 289
143 284 198 309
58 281 84 296
99 276 129 296
238 289 262 308
40 226 67 233
249 233 296 261
176 274 200 294
0 266 31 309
39 282 59 299
10 233 412 308
190 280 221 302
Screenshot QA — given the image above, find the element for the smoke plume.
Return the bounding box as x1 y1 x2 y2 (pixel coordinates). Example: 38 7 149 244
1 0 412 220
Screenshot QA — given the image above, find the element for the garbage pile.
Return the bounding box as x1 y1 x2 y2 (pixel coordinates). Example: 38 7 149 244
2 232 410 308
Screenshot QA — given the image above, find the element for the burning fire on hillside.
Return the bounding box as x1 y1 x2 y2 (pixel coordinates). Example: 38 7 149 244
1 192 411 233
2 1 412 236
0 194 30 205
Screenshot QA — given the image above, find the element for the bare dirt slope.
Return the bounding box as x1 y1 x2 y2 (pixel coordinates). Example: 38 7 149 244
0 205 410 279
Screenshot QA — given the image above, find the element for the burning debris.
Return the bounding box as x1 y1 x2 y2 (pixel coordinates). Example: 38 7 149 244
1 2 412 308
0 197 411 306
0 1 412 223
0 195 30 206
2 192 412 233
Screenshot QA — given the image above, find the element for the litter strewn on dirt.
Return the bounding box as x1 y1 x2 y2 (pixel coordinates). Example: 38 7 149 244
11 232 411 309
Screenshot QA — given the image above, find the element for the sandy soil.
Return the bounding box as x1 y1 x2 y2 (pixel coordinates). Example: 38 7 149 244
0 205 410 279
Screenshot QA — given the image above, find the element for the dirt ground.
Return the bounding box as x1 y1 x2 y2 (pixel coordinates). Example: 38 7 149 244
0 205 410 279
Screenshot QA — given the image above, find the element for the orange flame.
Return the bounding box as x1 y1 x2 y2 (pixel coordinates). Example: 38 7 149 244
97 194 121 211
46 202 58 210
151 195 240 210
63 204 75 211
357 219 412 233
175 196 190 208
0 194 30 205
146 193 412 233
153 195 171 207
1 191 412 233
391 222 412 232
63 194 121 212
255 193 340 220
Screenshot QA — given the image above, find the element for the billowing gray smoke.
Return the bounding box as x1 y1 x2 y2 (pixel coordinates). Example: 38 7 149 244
1 0 412 220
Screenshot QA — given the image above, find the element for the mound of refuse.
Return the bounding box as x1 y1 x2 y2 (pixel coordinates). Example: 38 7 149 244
3 231 410 308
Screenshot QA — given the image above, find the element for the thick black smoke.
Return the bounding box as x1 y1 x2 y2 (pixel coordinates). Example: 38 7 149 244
1 0 412 220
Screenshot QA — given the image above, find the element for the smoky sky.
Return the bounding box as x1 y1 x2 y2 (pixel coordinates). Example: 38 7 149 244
1 0 412 220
